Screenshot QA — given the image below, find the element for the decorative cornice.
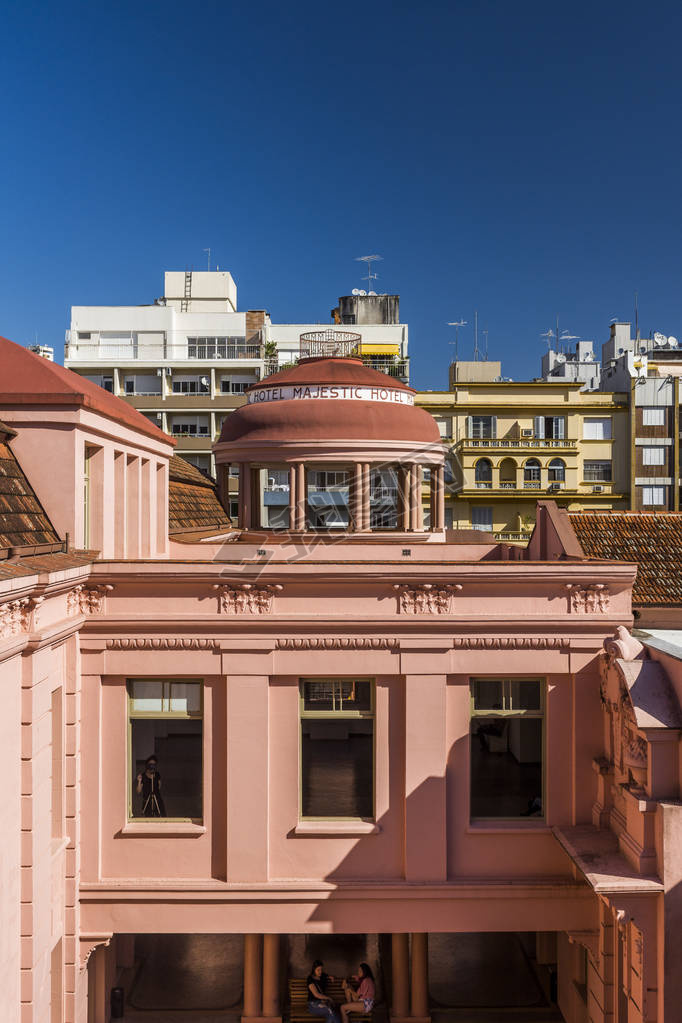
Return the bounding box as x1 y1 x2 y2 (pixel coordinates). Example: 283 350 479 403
394 583 462 614
565 583 610 613
0 596 43 639
106 638 219 650
276 637 399 650
213 583 283 614
452 636 568 649
67 584 113 616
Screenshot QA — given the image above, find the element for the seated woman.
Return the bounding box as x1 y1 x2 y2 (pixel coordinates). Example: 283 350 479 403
307 960 340 1023
341 963 375 1023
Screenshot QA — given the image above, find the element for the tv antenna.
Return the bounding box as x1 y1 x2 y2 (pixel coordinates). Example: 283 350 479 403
204 248 211 271
355 254 382 292
541 316 579 353
473 310 479 361
482 327 489 361
447 319 467 362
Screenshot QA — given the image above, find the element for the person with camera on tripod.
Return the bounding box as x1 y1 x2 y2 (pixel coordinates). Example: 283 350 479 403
136 756 167 817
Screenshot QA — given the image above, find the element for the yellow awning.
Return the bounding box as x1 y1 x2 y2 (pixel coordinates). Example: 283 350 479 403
356 343 400 356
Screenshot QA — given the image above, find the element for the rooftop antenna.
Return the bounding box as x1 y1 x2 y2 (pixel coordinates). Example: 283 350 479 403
447 320 467 362
204 248 211 271
482 327 489 361
355 254 382 292
541 318 579 353
473 310 479 361
635 290 640 340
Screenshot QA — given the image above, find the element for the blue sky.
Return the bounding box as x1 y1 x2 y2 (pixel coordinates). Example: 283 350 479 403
2 0 682 388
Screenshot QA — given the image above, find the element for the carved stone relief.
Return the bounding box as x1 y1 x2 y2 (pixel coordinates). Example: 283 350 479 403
565 583 610 613
394 583 462 614
214 583 283 614
67 584 113 616
0 596 43 639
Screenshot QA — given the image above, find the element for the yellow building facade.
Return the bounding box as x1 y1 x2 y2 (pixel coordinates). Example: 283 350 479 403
417 381 630 540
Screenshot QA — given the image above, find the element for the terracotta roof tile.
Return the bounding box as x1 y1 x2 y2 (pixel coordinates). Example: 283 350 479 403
569 511 682 606
168 455 231 533
0 425 60 549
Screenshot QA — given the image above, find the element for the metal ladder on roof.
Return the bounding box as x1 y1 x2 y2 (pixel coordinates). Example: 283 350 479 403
181 271 192 312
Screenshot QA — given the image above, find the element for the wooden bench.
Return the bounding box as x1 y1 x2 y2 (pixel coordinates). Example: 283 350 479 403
288 979 373 1023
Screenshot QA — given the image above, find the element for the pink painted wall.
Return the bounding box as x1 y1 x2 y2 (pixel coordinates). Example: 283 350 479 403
0 651 22 1021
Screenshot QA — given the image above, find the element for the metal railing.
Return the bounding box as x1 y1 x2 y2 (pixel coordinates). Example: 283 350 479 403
495 531 531 542
523 480 542 489
64 342 264 362
474 481 493 488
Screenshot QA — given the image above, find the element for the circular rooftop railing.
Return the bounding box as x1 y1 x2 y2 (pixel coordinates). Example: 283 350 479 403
299 329 362 357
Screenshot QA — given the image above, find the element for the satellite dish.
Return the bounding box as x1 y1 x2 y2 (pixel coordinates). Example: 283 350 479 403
352 289 360 295
669 336 678 347
654 331 668 346
368 290 377 296
358 290 367 296
200 376 209 386
584 353 593 361
640 345 647 354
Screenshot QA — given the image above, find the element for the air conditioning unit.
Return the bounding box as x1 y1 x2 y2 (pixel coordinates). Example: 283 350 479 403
548 482 564 491
521 428 533 437
592 485 604 493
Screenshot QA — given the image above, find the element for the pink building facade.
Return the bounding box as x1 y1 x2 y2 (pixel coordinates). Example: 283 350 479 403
1 336 681 1023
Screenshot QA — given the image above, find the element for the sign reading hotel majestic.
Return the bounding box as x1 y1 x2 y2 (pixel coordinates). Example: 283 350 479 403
248 384 414 406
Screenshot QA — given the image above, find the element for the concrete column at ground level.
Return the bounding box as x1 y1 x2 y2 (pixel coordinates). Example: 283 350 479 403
435 465 445 530
352 462 363 530
243 934 263 1020
399 466 411 531
262 933 281 1019
391 933 410 1019
288 465 297 531
410 933 429 1021
296 462 306 530
362 463 371 531
227 677 269 881
410 465 423 532
93 944 107 1023
404 675 447 881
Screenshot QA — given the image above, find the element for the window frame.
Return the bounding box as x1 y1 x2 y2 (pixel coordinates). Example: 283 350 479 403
642 407 666 426
469 676 546 823
583 417 612 440
583 460 613 482
642 446 665 466
127 678 204 823
642 486 665 506
299 677 375 822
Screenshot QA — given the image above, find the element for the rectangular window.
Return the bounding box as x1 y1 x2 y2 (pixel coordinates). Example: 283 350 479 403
584 460 612 482
642 486 665 506
583 417 612 440
470 678 544 820
128 680 203 821
642 407 666 426
642 447 665 466
172 378 210 394
471 506 493 532
470 415 495 439
300 678 374 819
125 378 135 394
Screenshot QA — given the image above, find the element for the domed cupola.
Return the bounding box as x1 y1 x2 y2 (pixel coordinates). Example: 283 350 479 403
214 355 447 535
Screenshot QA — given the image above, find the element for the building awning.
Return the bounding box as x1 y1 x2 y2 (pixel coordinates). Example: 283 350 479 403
356 343 400 356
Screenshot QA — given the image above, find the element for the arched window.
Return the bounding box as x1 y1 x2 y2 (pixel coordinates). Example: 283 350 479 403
548 458 566 482
524 458 541 481
475 458 493 487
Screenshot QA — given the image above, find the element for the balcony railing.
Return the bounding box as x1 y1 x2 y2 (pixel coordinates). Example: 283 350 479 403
462 437 576 449
523 480 541 489
495 531 531 542
474 481 493 489
64 342 264 362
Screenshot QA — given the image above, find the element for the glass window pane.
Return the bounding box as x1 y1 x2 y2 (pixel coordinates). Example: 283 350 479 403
130 718 203 819
509 681 541 710
169 683 201 714
303 681 335 711
130 681 164 713
301 718 373 818
471 716 543 819
339 680 371 711
473 680 504 710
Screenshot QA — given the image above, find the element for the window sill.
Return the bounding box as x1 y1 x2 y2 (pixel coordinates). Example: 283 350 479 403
467 821 550 834
119 821 206 838
294 820 380 837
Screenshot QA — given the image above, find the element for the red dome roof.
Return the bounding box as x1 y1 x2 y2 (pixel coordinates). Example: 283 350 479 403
0 335 172 444
218 357 441 446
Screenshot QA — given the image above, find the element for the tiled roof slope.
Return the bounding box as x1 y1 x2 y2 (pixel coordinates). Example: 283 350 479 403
0 335 174 445
0 421 60 549
168 455 231 533
569 512 682 606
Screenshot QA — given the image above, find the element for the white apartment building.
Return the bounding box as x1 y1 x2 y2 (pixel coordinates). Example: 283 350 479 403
65 273 410 477
65 271 271 476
